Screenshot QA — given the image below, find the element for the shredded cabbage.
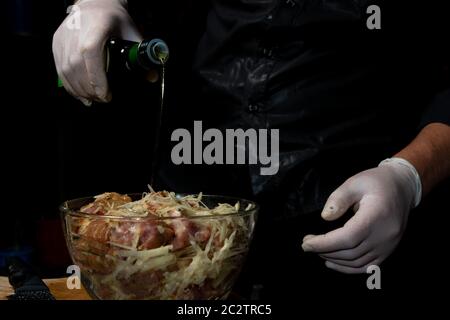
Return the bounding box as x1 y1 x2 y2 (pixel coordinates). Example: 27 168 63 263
67 189 253 299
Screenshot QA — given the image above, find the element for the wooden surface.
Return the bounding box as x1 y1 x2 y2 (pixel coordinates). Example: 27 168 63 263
0 277 91 300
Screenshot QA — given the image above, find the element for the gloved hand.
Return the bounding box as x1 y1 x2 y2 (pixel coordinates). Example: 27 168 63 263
52 0 142 106
301 157 422 274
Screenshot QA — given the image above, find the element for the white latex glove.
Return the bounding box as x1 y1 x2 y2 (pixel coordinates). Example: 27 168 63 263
302 158 422 274
52 0 142 106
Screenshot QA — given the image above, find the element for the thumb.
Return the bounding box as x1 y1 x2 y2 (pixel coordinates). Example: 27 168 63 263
321 181 359 221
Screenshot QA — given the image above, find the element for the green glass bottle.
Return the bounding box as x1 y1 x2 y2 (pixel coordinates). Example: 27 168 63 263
57 38 169 87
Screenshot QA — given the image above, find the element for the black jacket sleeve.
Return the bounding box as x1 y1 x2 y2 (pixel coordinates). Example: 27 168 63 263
420 88 450 128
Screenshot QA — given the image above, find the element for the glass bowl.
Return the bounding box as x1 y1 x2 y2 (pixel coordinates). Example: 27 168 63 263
60 194 258 300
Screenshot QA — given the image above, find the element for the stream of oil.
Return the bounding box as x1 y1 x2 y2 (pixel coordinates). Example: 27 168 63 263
150 61 165 187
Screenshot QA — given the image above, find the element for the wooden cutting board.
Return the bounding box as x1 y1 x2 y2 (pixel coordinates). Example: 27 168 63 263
0 276 91 300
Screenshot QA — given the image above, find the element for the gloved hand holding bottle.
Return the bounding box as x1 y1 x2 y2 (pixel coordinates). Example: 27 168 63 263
52 0 142 106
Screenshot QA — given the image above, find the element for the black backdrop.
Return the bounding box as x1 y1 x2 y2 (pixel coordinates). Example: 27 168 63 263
0 2 449 296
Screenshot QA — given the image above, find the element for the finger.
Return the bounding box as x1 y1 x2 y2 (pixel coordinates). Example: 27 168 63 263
77 96 93 106
57 59 91 106
62 63 91 101
66 35 97 99
321 250 376 268
59 69 91 106
68 54 97 99
321 179 360 221
54 42 78 99
302 217 367 253
58 66 78 98
59 37 93 106
318 241 371 261
324 258 380 274
59 72 91 106
74 63 98 104
60 33 89 99
81 28 111 102
302 234 316 242
52 29 82 100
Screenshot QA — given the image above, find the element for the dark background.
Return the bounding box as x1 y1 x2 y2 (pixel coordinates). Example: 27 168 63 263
1 0 68 274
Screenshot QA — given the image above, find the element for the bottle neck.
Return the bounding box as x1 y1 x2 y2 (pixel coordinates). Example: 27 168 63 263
106 38 169 72
136 39 169 69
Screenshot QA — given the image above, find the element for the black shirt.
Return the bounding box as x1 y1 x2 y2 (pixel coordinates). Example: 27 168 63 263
124 1 450 297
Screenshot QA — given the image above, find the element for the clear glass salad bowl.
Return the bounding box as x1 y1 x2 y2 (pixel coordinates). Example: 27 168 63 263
60 193 258 300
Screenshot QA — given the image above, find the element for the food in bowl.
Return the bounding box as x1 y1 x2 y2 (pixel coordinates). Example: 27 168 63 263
61 189 257 300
